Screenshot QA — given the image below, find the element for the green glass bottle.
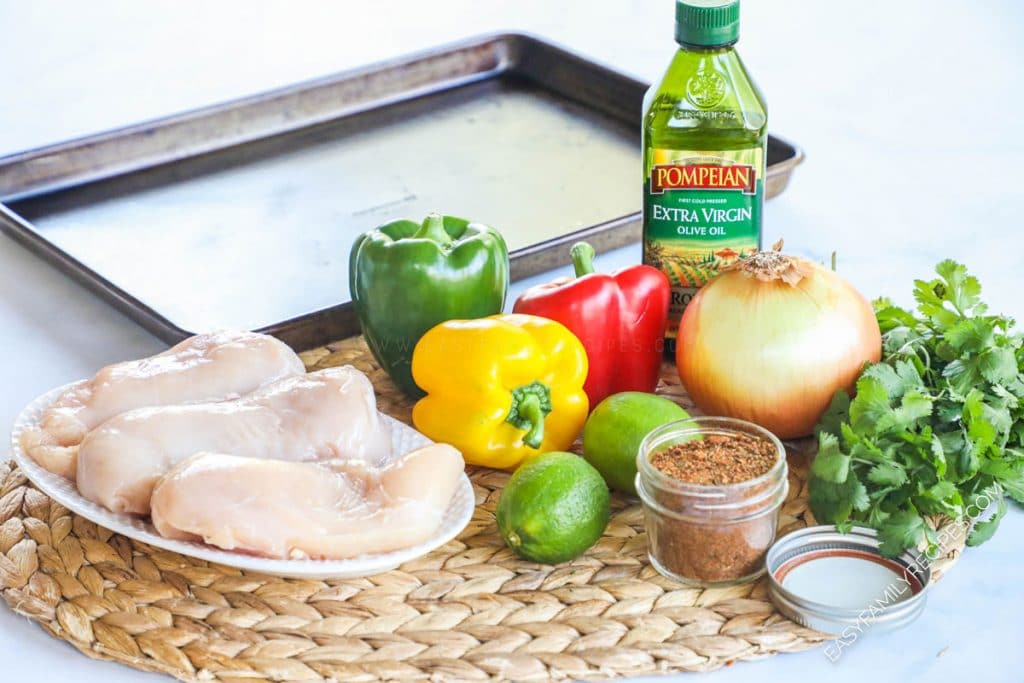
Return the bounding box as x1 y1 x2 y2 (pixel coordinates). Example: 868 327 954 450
642 0 767 351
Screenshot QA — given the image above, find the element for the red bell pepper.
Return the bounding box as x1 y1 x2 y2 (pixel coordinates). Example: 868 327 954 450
513 242 670 408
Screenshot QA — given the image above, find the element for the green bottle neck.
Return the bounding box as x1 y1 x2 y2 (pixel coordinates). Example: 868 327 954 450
675 40 737 53
669 43 742 67
659 45 759 99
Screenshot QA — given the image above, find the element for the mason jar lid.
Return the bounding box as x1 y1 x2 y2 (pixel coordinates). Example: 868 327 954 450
766 525 931 635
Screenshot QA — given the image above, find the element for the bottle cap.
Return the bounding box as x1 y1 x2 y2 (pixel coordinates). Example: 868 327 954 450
676 0 741 47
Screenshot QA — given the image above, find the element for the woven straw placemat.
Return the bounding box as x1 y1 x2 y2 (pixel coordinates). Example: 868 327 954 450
1 336 966 682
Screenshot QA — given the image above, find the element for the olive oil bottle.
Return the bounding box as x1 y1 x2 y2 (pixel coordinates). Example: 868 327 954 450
643 0 767 350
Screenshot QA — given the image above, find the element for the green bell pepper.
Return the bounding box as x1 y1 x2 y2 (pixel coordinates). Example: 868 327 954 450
349 213 509 397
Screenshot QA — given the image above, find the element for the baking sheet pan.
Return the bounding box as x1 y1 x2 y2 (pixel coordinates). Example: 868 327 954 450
0 33 803 350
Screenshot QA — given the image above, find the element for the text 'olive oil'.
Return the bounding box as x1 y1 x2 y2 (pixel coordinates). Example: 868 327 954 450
643 0 767 350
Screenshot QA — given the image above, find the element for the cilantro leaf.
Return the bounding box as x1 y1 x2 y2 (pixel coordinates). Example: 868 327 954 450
808 470 868 524
849 476 871 512
868 461 908 487
949 434 981 483
848 376 893 435
878 510 926 557
866 505 891 527
811 432 850 483
860 360 923 400
979 453 1024 503
873 300 918 336
963 389 1001 455
935 259 984 314
816 390 850 439
915 480 963 517
943 359 983 397
850 438 888 464
929 432 948 478
967 495 1007 546
978 346 1018 384
875 390 932 434
913 278 959 328
944 318 993 353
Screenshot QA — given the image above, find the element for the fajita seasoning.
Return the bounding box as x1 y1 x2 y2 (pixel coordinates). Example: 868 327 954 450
637 418 788 586
650 432 776 485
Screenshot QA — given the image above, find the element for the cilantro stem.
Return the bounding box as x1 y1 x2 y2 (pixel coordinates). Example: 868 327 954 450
885 335 932 372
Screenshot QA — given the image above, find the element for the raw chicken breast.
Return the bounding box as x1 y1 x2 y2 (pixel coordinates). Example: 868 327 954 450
150 444 465 559
21 330 305 479
77 366 391 515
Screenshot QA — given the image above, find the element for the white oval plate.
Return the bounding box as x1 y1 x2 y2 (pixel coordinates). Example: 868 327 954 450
10 382 475 579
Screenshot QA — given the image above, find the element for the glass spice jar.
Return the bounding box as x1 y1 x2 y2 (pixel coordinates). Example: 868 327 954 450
636 416 788 587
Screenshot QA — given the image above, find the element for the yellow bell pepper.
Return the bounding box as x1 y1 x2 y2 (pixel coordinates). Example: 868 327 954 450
411 313 589 470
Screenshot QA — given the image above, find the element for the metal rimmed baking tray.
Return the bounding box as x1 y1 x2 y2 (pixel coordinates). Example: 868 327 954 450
0 33 803 350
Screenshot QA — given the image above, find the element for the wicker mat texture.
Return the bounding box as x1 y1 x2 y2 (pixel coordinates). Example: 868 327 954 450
0 336 966 682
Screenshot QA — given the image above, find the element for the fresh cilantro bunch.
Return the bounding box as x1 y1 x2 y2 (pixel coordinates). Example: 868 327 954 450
809 260 1024 556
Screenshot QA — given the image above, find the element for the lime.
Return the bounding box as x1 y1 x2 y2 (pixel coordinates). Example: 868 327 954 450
496 452 610 564
582 392 690 496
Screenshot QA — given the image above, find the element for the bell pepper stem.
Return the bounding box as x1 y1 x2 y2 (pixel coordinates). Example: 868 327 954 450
570 242 597 278
517 394 545 449
506 380 553 450
413 212 454 248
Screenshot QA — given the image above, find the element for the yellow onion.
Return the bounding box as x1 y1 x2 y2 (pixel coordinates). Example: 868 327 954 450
676 244 881 439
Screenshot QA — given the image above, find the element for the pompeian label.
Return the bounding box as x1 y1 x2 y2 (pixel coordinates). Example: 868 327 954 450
650 163 758 195
643 147 764 338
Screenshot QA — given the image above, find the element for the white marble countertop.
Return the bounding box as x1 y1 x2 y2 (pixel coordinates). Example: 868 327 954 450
1 1 1022 681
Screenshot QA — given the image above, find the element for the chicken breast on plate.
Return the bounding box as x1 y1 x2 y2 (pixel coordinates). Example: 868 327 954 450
21 330 305 479
77 366 391 515
150 444 464 559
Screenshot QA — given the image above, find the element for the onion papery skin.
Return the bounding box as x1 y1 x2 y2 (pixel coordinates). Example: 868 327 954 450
675 259 881 440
